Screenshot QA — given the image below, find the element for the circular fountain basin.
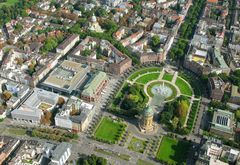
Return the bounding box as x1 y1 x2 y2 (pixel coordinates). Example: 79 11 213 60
147 81 178 101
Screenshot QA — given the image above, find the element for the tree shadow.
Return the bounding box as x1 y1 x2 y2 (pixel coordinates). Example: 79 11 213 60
169 140 190 165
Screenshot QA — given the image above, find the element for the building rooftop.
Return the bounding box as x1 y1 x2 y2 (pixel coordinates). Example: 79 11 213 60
81 71 107 97
11 88 63 119
209 76 225 90
57 34 79 50
214 49 229 69
51 142 71 161
143 106 154 117
231 85 240 98
42 60 89 93
211 109 234 134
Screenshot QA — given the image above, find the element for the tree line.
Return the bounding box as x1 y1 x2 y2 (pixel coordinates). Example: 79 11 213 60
169 0 206 61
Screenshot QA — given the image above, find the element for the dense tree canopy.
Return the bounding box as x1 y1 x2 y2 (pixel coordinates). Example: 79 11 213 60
0 0 38 26
78 154 107 165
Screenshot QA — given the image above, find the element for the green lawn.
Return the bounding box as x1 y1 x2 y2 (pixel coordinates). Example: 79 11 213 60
156 137 191 164
94 117 126 143
135 73 160 84
175 77 193 96
137 159 154 165
0 0 18 7
162 73 174 82
128 67 162 81
7 127 27 135
128 137 147 153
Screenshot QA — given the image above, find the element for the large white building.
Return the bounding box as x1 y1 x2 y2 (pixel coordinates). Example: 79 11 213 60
11 88 64 124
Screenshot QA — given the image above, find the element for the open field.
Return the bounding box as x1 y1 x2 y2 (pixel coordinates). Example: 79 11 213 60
175 78 193 96
156 136 190 164
94 117 126 143
135 73 159 84
0 0 18 7
128 137 147 153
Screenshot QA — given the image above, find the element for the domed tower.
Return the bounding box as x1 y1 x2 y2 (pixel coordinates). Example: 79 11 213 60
139 106 154 132
88 14 103 33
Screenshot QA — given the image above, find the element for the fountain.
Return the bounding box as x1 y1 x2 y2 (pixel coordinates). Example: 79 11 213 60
151 82 173 98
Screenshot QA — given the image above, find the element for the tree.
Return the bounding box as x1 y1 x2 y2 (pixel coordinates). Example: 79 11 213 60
150 35 161 52
57 97 65 106
2 91 12 101
82 49 91 57
41 111 52 125
95 7 107 17
176 100 189 119
235 110 240 121
100 19 118 33
78 154 107 165
172 117 179 130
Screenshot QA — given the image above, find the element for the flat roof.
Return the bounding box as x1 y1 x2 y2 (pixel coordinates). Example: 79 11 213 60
211 109 234 134
42 60 88 92
195 49 208 57
11 88 61 118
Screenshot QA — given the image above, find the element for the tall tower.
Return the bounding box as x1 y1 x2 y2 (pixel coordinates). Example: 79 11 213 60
139 106 154 132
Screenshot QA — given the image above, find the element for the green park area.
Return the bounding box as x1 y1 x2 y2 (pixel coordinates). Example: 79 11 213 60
128 67 162 81
94 117 126 144
135 72 160 84
162 73 174 82
0 0 18 7
156 136 190 164
128 137 147 153
175 78 193 96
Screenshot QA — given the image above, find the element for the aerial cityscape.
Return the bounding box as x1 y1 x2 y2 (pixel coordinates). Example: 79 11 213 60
0 0 239 164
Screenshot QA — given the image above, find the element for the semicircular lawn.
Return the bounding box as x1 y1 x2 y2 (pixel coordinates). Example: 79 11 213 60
175 77 193 97
146 81 178 101
128 67 162 81
135 72 160 84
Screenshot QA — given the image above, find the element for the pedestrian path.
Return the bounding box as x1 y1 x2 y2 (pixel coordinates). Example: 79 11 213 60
158 69 165 80
171 71 178 83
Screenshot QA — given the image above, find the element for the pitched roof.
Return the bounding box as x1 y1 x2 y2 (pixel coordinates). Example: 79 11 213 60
81 71 107 97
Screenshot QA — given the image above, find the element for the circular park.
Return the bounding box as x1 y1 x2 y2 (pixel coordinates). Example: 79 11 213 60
126 67 194 105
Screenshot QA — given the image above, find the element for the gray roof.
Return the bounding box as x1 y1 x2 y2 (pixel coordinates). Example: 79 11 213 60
211 109 234 134
57 34 79 50
51 142 72 161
